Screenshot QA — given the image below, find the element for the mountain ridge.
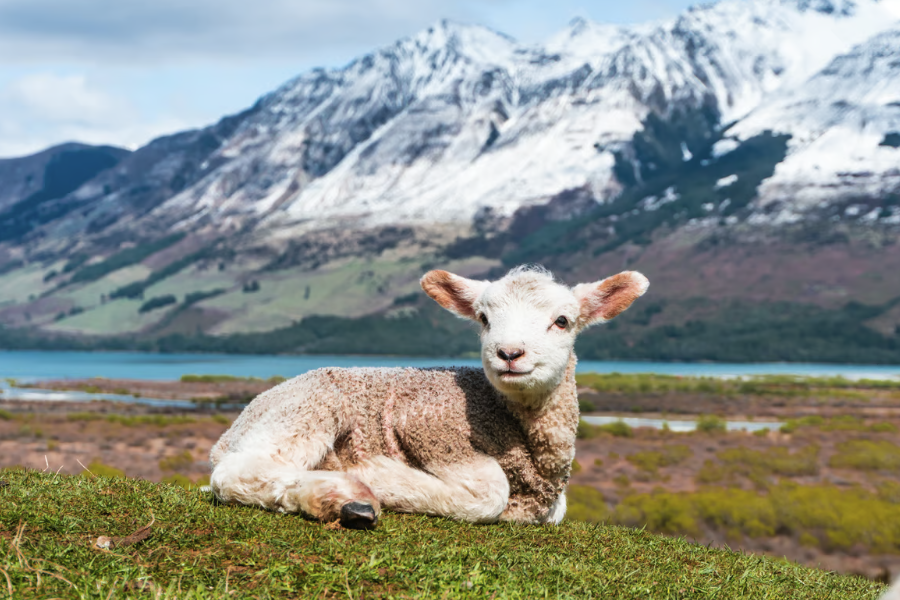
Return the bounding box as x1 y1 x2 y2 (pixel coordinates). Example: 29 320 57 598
0 0 898 359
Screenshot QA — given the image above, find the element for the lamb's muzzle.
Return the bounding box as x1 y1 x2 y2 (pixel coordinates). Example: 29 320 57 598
209 265 649 527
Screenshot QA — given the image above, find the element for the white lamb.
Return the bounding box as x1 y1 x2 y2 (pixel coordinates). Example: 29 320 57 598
209 265 649 529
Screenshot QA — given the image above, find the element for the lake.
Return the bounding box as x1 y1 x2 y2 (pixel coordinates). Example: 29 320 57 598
1 350 899 381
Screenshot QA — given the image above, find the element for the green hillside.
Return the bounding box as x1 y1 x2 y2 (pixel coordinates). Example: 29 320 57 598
0 470 885 599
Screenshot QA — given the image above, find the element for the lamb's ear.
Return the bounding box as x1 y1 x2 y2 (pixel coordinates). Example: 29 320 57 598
420 270 489 320
572 271 649 328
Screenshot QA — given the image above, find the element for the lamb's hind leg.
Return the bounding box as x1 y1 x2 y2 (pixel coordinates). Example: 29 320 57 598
210 440 381 529
351 455 509 523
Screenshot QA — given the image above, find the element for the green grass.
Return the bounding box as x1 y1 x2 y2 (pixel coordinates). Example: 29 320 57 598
0 471 884 599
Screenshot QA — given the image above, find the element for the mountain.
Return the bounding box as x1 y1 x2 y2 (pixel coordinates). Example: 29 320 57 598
0 0 898 361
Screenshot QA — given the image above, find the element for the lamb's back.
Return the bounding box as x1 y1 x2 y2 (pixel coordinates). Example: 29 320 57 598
211 366 515 465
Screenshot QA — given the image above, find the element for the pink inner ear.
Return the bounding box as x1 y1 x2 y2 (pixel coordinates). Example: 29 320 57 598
578 272 649 324
420 271 480 319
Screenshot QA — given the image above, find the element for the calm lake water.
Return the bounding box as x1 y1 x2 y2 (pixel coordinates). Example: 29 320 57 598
1 350 898 381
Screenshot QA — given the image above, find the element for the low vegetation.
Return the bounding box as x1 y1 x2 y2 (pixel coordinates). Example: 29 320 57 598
576 373 900 396
69 233 185 285
698 446 820 488
2 295 899 362
180 374 286 384
0 471 884 599
627 445 692 476
605 483 900 555
577 419 634 439
830 440 900 472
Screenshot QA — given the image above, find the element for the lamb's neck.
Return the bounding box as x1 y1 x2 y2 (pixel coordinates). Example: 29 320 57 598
504 353 579 480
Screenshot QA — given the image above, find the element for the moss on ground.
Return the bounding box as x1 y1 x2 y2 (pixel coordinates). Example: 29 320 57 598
0 471 884 599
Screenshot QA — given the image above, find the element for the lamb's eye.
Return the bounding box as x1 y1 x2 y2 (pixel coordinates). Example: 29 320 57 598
480 314 489 326
555 316 568 328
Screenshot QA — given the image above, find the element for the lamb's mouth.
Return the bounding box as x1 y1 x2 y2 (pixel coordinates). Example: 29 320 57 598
499 369 533 378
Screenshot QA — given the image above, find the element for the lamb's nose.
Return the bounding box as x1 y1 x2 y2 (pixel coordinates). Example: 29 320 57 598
498 348 525 362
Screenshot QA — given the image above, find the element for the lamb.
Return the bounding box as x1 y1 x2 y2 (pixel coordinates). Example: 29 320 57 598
209 265 649 529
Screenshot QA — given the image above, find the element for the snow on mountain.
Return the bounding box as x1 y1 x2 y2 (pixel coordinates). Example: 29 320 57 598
17 0 900 247
725 26 900 217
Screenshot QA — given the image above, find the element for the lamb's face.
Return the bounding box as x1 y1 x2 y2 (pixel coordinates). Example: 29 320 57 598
474 273 579 397
421 265 650 403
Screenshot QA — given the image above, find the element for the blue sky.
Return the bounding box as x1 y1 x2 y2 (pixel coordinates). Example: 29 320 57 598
0 0 699 158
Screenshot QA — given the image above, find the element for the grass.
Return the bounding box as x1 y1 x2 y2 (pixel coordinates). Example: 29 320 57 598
0 471 885 599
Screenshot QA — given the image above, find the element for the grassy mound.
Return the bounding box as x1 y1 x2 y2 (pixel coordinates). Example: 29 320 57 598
0 471 885 599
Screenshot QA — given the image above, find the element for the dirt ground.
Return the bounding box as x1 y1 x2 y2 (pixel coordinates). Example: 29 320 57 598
0 399 236 483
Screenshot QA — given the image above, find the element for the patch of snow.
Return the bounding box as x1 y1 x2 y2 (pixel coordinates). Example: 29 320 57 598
715 174 739 189
712 138 740 157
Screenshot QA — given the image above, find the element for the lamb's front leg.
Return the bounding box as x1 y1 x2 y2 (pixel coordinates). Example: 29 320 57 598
351 455 509 523
210 440 381 529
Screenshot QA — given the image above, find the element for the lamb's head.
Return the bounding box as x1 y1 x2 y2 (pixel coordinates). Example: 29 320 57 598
421 265 649 401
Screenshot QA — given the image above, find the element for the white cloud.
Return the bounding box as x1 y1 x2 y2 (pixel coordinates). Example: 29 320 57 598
0 72 189 157
0 0 498 64
0 0 699 156
5 73 128 123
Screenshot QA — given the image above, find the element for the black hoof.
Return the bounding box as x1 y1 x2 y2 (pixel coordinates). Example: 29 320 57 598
339 502 378 530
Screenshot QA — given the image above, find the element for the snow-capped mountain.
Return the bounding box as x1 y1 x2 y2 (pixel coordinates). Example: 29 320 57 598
727 25 900 219
4 0 900 253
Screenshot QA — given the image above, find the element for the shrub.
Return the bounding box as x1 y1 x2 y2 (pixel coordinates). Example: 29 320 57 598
66 413 196 427
615 492 699 536
578 398 596 413
719 445 820 477
696 415 726 433
565 485 610 523
139 294 177 314
571 459 582 474
180 374 284 384
576 419 598 439
609 484 900 553
81 460 125 478
780 415 897 434
830 440 900 472
597 421 634 438
69 234 185 284
627 445 692 475
0 409 14 421
159 450 194 472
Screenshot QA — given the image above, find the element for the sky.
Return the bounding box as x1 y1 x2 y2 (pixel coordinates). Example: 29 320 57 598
0 0 699 158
